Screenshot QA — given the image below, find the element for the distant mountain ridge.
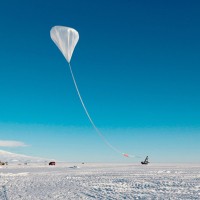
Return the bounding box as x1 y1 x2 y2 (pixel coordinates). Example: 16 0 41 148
0 150 51 163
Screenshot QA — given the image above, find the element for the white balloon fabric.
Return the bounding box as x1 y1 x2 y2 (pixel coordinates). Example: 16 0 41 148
50 26 79 63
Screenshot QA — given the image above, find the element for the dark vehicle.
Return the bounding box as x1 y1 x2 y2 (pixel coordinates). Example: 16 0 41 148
141 156 149 165
0 161 8 165
49 161 56 165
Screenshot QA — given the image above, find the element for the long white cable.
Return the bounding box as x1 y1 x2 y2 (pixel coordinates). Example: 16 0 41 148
69 63 138 158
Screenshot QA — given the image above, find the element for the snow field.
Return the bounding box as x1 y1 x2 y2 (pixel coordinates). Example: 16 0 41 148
0 163 200 199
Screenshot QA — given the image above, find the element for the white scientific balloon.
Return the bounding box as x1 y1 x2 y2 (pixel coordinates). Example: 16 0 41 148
50 25 139 159
50 26 79 63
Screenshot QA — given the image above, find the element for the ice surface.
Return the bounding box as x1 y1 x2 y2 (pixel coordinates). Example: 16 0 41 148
0 163 199 199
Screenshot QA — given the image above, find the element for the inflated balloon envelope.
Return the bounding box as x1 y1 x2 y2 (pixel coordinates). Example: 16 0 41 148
50 26 79 63
50 26 139 159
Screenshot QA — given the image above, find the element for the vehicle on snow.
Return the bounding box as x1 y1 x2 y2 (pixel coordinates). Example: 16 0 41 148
141 156 149 165
49 161 56 165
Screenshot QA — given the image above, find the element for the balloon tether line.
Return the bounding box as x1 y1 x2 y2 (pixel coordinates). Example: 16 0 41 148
68 63 136 158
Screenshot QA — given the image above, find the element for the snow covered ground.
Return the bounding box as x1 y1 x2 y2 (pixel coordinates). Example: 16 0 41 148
0 163 200 199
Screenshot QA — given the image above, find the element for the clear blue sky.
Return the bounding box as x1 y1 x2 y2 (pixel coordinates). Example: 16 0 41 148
0 0 200 162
